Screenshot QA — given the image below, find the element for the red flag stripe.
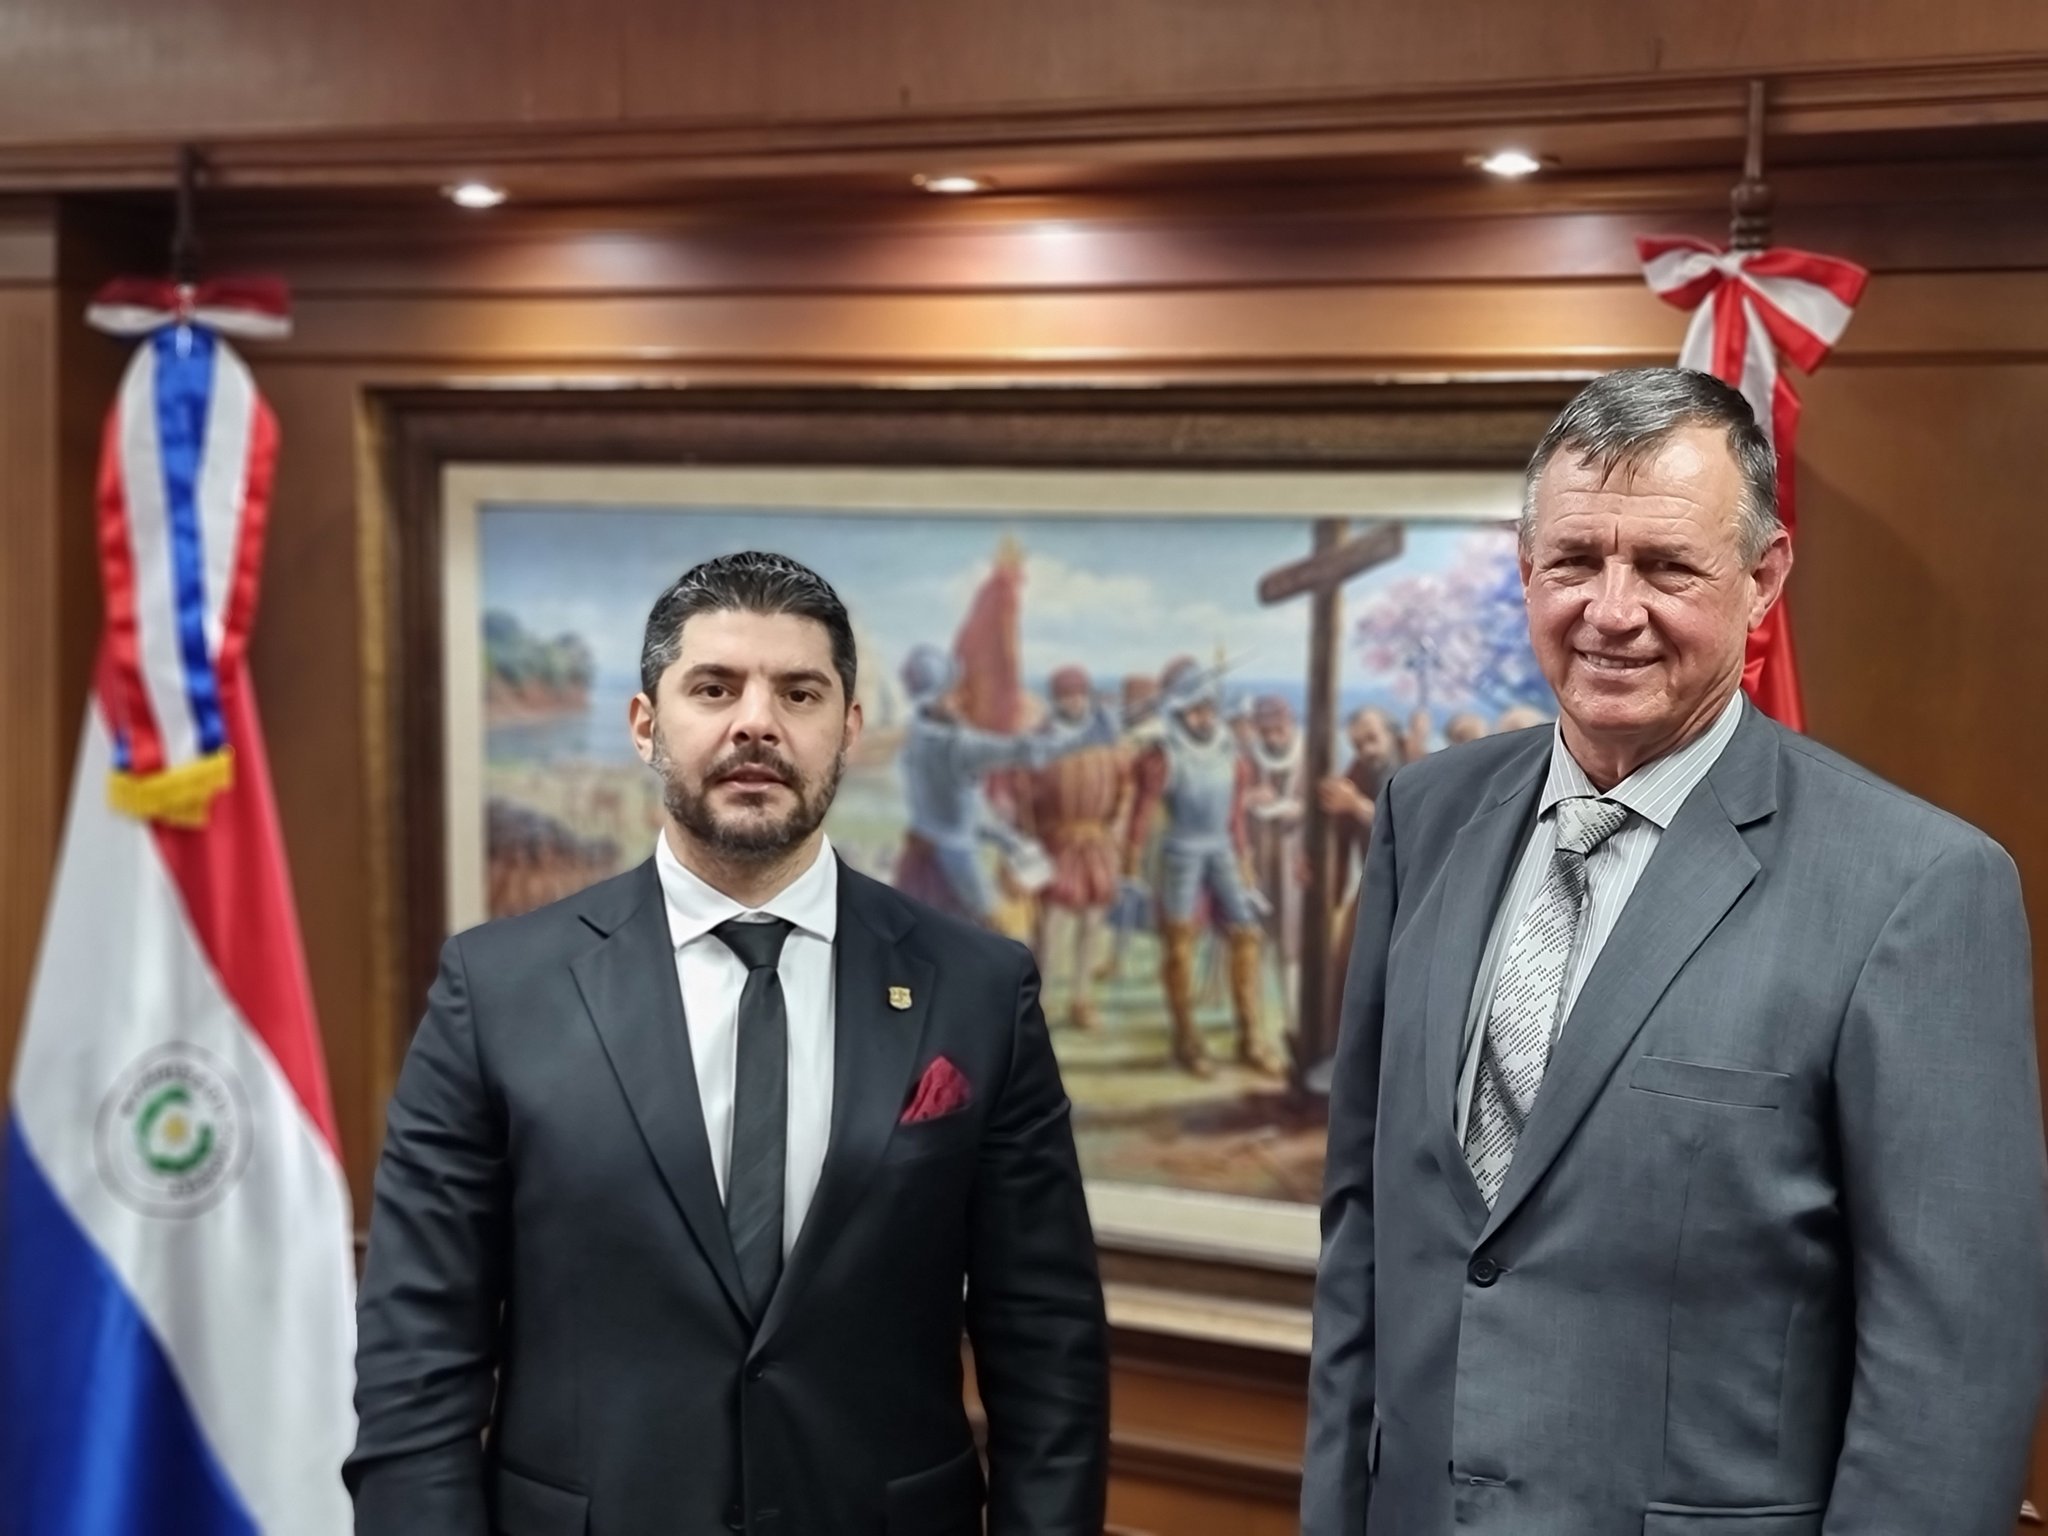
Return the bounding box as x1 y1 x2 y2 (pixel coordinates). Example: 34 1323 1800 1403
100 650 342 1157
216 396 279 677
1709 283 1751 383
1739 247 1870 308
94 413 168 777
1744 286 1834 374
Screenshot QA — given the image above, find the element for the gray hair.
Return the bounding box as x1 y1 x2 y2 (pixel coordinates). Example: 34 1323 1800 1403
1520 367 1780 563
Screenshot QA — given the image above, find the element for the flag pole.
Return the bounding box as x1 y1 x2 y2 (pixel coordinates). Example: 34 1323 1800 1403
1729 80 1772 253
170 144 205 286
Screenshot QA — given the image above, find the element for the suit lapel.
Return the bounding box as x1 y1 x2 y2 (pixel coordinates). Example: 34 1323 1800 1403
1480 710 1779 1241
753 865 932 1352
570 861 752 1325
1424 746 1547 1227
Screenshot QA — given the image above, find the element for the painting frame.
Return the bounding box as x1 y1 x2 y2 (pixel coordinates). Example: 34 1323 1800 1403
369 379 1578 1333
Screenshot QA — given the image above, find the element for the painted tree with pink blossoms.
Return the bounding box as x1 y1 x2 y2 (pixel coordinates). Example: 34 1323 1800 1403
1351 529 1551 717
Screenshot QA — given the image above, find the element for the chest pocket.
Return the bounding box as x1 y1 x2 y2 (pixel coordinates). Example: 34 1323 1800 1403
1630 1055 1787 1109
883 1114 981 1167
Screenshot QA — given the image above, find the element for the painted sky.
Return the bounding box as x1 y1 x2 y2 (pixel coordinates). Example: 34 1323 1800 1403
478 501 1523 693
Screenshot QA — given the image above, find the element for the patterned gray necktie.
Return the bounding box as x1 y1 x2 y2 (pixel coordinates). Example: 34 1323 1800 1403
1464 795 1630 1207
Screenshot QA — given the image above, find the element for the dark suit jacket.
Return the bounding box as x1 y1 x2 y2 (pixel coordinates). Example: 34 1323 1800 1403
1303 709 2048 1536
345 858 1109 1536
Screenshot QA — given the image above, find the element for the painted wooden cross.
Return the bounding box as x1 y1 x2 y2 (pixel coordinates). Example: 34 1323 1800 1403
1255 519 1405 1081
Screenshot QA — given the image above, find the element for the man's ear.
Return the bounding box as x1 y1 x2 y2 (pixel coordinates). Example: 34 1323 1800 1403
1748 527 1794 632
628 692 657 765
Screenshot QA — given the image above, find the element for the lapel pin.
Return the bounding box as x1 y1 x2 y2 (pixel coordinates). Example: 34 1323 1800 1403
888 985 913 1011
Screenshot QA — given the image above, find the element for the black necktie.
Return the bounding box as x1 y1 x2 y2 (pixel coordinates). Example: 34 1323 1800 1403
712 916 793 1322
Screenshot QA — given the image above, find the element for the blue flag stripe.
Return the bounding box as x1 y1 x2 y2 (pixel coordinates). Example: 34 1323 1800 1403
151 326 229 760
0 1120 258 1536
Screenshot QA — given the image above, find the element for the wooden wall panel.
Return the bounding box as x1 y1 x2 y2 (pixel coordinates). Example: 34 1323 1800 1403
0 280 59 1085
250 370 387 1189
2 0 2046 151
1798 363 2048 919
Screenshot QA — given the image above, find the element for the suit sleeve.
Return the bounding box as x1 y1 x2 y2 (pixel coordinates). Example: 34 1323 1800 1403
1302 773 1401 1536
1823 836 2048 1536
965 948 1111 1536
342 935 508 1536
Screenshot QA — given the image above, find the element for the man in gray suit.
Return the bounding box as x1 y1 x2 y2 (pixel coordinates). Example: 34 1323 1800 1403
1303 367 2047 1536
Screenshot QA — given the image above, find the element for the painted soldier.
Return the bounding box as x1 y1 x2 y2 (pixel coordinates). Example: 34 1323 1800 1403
1023 665 1130 1031
892 642 1057 927
1123 662 1284 1078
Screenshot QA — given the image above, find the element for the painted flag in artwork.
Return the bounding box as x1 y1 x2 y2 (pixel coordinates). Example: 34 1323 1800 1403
0 278 355 1535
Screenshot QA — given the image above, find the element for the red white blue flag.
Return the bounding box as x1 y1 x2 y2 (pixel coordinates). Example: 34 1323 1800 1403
1 278 355 1534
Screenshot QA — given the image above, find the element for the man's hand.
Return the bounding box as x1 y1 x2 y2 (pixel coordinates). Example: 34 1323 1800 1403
1319 775 1372 824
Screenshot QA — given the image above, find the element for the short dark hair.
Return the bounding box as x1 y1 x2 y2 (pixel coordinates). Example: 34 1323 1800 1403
1522 366 1779 562
639 551 858 705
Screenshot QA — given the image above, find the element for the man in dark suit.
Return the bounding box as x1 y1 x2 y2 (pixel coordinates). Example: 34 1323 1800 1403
346 551 1110 1536
1302 368 2047 1535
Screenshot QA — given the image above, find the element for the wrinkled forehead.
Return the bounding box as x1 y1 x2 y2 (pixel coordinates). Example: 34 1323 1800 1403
1530 435 1746 551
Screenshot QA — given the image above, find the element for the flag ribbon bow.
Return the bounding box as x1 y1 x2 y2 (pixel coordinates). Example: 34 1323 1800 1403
1635 237 1867 729
86 277 292 824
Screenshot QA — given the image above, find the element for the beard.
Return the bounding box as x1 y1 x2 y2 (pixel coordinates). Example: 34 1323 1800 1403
650 727 845 861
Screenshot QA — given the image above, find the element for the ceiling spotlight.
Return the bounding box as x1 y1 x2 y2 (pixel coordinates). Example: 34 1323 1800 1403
1471 149 1545 179
914 173 993 195
445 181 508 209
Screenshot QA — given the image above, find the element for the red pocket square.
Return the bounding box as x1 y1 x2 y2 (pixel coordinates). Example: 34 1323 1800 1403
900 1055 973 1125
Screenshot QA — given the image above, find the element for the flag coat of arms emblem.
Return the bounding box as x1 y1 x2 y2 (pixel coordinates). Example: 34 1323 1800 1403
1 279 355 1535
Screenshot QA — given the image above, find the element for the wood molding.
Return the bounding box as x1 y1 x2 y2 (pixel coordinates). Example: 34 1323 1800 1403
165 156 2048 308
226 267 2048 380
0 201 57 284
6 58 2048 194
1111 1428 1301 1504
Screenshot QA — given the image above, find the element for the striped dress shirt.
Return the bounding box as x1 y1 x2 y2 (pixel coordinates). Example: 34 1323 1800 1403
1453 691 1747 1141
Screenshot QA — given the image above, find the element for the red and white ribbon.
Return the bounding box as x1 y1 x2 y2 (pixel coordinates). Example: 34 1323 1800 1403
87 276 292 341
1637 237 1868 729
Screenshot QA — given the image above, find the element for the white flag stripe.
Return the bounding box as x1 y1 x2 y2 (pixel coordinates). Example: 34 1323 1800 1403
1641 245 1725 294
14 714 356 1536
1675 301 1718 374
1738 299 1780 445
116 348 205 769
1745 271 1858 348
195 347 255 659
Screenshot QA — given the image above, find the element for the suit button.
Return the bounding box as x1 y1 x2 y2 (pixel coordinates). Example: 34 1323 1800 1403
724 1505 745 1530
746 1362 766 1381
1468 1257 1501 1287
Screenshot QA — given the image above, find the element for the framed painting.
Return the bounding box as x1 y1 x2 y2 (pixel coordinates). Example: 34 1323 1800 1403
373 383 1575 1324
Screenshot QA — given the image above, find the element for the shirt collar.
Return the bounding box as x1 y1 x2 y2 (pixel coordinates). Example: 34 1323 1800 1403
653 832 840 950
1538 690 1745 831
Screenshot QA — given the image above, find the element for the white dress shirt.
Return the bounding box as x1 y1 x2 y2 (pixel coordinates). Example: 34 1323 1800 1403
654 832 838 1257
1454 692 1745 1140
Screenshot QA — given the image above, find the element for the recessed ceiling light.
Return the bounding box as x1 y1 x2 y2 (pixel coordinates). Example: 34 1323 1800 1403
914 173 993 195
445 181 508 209
1470 149 1546 179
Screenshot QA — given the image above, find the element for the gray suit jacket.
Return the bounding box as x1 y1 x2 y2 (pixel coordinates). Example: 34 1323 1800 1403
1303 708 2047 1536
